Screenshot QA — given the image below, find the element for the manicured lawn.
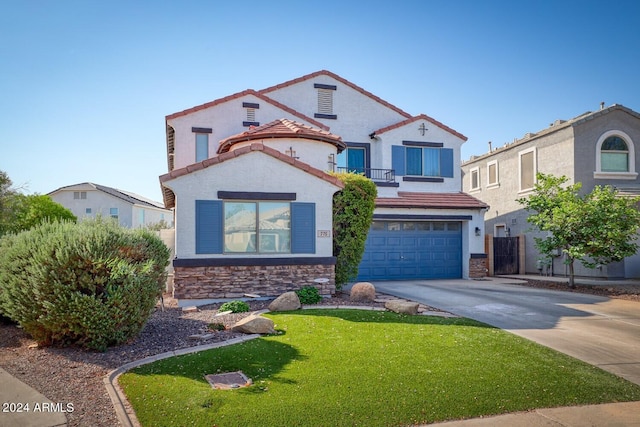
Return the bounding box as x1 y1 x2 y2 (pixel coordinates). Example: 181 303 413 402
120 310 640 427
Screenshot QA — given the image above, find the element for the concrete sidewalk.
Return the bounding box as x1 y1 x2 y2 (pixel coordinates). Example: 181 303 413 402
0 367 67 427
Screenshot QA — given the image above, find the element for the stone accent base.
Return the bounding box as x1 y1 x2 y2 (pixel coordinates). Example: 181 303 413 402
469 256 488 278
173 264 336 300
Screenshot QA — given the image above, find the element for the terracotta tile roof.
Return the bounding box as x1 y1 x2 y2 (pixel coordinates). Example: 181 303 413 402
159 143 344 209
375 191 488 209
218 118 345 154
373 114 468 142
259 70 413 119
165 89 328 130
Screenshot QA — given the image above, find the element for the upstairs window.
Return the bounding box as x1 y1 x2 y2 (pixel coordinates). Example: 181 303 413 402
196 134 208 162
391 144 454 181
601 136 629 172
73 191 87 200
487 160 499 187
594 130 637 179
407 147 441 176
337 147 366 173
470 167 480 191
314 83 337 119
519 147 536 192
192 127 212 163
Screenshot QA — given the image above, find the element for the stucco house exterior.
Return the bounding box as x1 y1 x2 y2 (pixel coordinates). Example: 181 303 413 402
160 70 488 304
48 182 173 229
461 104 640 279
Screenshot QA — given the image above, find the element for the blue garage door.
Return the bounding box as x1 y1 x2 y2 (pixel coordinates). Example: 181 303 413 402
356 221 462 281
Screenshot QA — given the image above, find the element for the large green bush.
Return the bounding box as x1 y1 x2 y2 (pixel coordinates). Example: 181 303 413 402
331 172 377 288
0 218 170 351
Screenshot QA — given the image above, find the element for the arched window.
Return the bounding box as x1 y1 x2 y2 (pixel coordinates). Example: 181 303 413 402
594 130 637 179
601 136 628 172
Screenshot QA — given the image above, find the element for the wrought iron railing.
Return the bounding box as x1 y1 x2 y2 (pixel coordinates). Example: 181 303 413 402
336 167 396 183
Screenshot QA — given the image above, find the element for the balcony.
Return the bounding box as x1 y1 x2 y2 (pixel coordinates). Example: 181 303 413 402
336 167 396 183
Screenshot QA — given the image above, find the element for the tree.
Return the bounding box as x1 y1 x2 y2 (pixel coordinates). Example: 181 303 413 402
517 173 640 287
10 194 76 232
332 172 377 288
0 171 19 236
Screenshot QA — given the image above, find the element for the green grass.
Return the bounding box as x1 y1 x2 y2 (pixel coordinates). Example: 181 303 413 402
120 310 640 427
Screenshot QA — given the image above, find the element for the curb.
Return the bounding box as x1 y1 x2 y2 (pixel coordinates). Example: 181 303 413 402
103 334 261 427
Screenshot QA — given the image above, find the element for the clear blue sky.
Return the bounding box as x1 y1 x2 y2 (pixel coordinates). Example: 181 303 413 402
3 0 639 203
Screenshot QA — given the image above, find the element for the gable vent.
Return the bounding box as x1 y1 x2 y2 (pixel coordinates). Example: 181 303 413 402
318 89 333 115
246 108 256 122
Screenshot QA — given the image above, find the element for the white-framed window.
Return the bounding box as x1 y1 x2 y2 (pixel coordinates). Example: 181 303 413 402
487 160 499 187
469 167 480 191
73 191 87 200
518 147 537 192
594 130 637 179
110 208 119 220
85 208 92 214
224 201 291 253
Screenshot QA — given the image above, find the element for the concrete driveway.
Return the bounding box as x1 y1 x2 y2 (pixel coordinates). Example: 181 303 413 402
372 277 640 386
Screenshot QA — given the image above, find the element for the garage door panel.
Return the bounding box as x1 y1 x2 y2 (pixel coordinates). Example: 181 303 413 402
357 221 462 281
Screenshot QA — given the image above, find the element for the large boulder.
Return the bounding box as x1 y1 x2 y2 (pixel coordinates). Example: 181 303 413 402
231 314 275 334
268 291 301 312
350 282 376 302
385 300 419 315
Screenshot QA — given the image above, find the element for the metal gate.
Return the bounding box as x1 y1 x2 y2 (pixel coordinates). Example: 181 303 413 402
493 237 519 275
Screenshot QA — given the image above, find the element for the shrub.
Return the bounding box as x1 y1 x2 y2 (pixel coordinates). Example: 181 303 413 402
331 172 377 288
208 322 226 331
219 300 250 313
295 286 322 304
0 218 170 351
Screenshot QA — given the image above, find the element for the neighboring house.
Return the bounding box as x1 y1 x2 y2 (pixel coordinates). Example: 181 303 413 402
48 182 174 229
461 104 640 279
160 70 488 305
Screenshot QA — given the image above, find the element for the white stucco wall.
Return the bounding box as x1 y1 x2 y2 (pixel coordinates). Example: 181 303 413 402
163 151 341 259
228 138 339 172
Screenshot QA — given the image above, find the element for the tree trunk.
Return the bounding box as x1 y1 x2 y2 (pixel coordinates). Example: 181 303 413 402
568 259 575 288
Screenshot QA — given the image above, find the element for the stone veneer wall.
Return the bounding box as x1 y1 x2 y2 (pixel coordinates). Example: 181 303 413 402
173 264 336 300
469 256 488 278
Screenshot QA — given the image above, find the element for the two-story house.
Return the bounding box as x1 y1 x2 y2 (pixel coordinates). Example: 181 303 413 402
49 182 173 229
160 70 488 305
461 104 640 280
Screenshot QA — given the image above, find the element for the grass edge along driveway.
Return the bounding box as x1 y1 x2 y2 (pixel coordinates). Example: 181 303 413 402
119 309 640 427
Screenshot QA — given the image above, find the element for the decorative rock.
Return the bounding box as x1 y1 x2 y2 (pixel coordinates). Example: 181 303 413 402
350 282 376 302
385 300 419 315
268 291 301 312
231 314 276 334
215 310 233 317
182 306 198 313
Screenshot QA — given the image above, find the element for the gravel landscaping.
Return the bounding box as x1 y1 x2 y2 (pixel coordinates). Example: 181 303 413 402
0 281 637 426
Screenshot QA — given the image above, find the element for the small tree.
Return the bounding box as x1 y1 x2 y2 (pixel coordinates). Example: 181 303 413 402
10 194 76 232
332 172 377 288
517 173 640 287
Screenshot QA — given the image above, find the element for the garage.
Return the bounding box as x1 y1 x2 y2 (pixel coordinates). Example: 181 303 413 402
356 221 462 281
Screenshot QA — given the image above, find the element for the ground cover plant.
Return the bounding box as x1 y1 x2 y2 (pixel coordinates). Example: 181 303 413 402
120 310 640 427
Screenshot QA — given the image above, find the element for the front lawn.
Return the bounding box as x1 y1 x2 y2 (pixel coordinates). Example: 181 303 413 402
120 309 640 426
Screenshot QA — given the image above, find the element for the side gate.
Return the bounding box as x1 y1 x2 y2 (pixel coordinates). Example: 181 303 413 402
493 237 519 275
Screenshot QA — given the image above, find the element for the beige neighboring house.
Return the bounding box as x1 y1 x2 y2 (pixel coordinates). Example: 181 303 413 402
48 182 174 229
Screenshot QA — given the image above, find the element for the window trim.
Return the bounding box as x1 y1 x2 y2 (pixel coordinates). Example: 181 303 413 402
487 160 499 188
594 130 638 180
518 147 537 193
469 166 480 191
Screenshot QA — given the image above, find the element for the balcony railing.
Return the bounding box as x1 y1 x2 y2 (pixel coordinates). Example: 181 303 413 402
336 167 396 183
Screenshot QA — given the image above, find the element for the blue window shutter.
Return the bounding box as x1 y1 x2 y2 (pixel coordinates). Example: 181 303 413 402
291 202 315 254
195 200 222 254
392 145 406 176
440 148 454 178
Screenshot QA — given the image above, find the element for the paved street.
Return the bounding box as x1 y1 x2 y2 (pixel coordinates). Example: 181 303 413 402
372 277 640 385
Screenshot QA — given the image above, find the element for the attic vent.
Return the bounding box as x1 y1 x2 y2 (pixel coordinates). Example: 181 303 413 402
246 108 256 122
318 89 333 114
